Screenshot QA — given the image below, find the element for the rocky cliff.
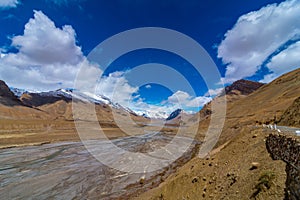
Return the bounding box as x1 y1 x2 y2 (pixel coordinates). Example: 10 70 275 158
266 134 300 200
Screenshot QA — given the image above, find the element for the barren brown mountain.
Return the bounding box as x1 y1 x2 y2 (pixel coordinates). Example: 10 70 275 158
0 83 149 148
1 68 299 199
0 80 22 106
135 68 300 200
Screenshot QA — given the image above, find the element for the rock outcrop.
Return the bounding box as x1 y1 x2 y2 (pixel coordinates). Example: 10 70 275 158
166 109 182 121
0 80 22 106
199 79 264 120
221 79 265 96
266 134 300 200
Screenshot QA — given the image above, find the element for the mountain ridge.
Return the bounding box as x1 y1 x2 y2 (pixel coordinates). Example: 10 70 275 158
166 109 182 121
221 79 265 96
135 68 300 200
0 80 23 106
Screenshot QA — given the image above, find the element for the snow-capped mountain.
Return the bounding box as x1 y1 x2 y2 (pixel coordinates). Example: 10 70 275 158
10 87 172 119
134 110 169 119
10 87 29 98
37 89 73 99
166 109 182 121
12 87 141 116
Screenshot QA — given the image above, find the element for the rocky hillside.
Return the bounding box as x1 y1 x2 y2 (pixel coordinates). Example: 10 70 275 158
222 79 264 96
0 80 149 148
20 91 72 107
226 69 300 126
278 96 300 127
0 80 22 106
191 79 265 141
266 134 300 199
166 109 182 121
199 79 264 120
136 68 300 200
0 80 48 120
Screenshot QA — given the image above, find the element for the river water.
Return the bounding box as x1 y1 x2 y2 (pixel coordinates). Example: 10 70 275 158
0 132 198 199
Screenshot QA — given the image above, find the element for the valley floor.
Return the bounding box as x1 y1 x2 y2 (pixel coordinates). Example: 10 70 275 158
0 119 179 149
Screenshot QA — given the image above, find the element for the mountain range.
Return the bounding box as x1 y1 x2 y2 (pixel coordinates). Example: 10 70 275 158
0 81 149 148
1 68 299 199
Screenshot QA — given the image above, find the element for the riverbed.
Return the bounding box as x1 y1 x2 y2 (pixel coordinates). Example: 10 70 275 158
0 132 199 199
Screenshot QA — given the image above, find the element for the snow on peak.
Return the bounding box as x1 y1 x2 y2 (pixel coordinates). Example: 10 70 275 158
134 110 169 119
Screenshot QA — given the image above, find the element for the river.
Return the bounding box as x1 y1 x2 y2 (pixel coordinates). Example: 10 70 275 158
0 132 199 199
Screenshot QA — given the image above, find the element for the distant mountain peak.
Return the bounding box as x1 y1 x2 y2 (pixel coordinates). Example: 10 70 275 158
166 109 183 121
222 79 264 96
0 81 18 99
0 80 22 106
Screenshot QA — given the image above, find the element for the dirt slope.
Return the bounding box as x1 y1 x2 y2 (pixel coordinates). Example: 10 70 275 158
135 127 286 200
135 68 300 200
278 96 300 127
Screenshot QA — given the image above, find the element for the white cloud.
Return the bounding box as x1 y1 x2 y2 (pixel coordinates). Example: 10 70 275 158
96 71 138 105
94 72 212 117
167 90 211 108
128 90 211 118
0 10 100 91
0 0 19 8
218 0 300 83
206 88 223 96
130 99 173 119
0 10 209 118
261 41 300 82
167 91 190 105
11 10 82 65
187 96 211 107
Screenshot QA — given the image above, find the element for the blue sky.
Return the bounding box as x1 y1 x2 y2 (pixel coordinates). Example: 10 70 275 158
0 0 299 116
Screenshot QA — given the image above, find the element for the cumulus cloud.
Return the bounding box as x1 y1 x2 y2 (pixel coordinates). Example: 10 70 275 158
0 0 19 8
129 90 211 118
261 41 300 82
96 74 212 117
11 11 82 65
206 88 223 97
94 69 213 117
218 0 300 83
167 90 211 108
130 99 174 119
0 9 208 117
96 71 138 105
0 10 100 91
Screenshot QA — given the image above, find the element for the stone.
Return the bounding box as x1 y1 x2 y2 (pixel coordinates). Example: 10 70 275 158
250 162 260 170
192 177 198 183
139 177 145 184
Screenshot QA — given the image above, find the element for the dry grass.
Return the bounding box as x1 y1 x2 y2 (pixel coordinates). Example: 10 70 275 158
134 68 300 200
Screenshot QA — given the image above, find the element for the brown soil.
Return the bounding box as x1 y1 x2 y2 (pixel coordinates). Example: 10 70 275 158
135 127 286 200
134 68 300 199
278 96 300 127
0 68 299 199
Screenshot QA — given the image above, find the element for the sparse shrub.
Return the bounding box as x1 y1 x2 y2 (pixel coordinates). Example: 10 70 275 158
251 171 276 199
159 193 164 200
